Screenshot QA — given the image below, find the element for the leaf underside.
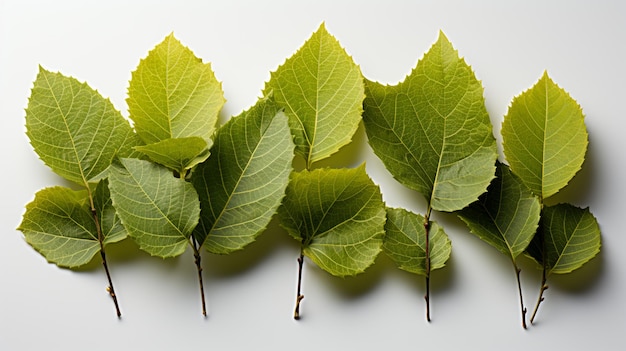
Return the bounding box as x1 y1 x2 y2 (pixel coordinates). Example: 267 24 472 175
362 32 497 212
458 162 541 259
384 207 451 275
501 72 588 199
526 203 601 275
264 23 364 167
278 165 386 277
108 158 200 258
25 67 137 186
192 97 294 254
135 136 210 173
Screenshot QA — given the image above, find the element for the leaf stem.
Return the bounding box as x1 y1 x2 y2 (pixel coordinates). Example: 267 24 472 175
423 207 432 322
90 205 121 318
294 250 305 320
512 261 527 329
530 264 548 324
191 236 207 317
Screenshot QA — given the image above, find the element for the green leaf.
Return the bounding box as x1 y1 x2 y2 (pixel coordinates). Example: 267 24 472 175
278 165 385 277
127 33 225 145
135 136 209 174
192 98 294 254
501 72 588 199
527 203 601 275
458 162 541 259
384 208 451 275
362 32 497 212
108 158 200 258
17 186 119 268
25 67 138 186
264 23 364 168
94 179 128 245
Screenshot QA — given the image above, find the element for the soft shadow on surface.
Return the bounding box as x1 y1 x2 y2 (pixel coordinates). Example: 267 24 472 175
548 249 605 295
203 217 298 278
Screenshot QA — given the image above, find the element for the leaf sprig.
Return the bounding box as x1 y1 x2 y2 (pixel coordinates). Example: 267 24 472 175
18 26 600 326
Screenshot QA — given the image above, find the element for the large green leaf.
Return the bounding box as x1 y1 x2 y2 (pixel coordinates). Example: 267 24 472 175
384 208 451 275
127 33 225 145
278 165 385 277
264 23 364 168
108 158 200 258
527 203 601 275
458 162 541 259
362 32 497 212
25 67 137 186
501 72 588 199
17 184 124 268
192 98 294 254
135 136 209 174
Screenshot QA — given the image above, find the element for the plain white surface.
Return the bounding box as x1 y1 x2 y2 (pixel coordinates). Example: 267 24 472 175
1 0 625 350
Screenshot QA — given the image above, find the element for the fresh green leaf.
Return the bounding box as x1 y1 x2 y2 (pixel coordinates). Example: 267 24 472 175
94 179 128 245
278 165 385 276
264 23 364 168
192 98 294 254
127 33 225 145
362 32 497 212
501 72 588 199
135 136 209 174
108 158 200 258
527 203 601 275
18 186 107 268
384 208 451 275
458 162 541 259
25 67 137 186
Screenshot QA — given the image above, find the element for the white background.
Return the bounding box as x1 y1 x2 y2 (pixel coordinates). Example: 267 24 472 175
1 1 625 350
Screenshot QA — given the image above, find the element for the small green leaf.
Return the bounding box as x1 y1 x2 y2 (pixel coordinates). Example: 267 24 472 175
108 158 200 258
527 203 601 275
278 165 385 276
384 208 451 275
25 67 137 186
458 162 541 259
127 33 225 145
18 187 98 268
192 98 294 254
264 23 364 168
94 179 128 245
362 32 497 212
135 136 209 174
501 72 588 199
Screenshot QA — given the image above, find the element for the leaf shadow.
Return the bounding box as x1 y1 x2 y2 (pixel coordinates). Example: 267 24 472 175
298 122 368 171
547 248 605 295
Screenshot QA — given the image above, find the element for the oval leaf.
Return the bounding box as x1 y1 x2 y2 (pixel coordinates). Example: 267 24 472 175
135 136 209 174
527 203 601 275
501 72 588 199
18 187 98 268
264 23 364 168
384 208 451 275
362 32 497 212
127 33 225 145
278 165 385 277
25 67 137 186
192 98 294 254
108 158 200 258
458 162 541 259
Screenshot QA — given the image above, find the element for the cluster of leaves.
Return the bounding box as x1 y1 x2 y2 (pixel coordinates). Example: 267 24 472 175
18 24 600 326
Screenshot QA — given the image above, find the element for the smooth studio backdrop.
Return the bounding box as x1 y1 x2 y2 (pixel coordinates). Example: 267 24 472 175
1 1 625 350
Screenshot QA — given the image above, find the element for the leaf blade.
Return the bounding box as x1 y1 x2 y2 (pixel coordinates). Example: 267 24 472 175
192 98 294 254
108 158 200 258
501 72 588 199
25 67 137 185
127 33 225 145
384 208 451 275
134 136 210 174
278 165 385 277
458 162 541 259
362 32 497 212
264 23 364 167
